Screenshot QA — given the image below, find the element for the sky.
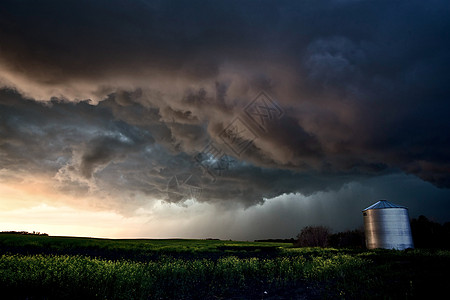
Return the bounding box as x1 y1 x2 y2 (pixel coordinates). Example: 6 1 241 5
1 0 450 240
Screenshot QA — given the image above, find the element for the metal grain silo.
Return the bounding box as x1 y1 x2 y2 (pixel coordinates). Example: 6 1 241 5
362 200 414 250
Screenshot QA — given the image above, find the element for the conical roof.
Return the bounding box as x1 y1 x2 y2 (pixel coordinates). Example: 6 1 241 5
362 200 407 211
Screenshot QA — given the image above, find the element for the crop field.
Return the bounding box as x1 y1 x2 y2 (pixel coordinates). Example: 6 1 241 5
1 233 449 299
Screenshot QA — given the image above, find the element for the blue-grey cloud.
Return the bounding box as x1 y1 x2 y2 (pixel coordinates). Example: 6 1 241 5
0 0 449 215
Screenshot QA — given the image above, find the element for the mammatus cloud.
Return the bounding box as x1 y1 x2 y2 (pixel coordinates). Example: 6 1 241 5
1 0 450 218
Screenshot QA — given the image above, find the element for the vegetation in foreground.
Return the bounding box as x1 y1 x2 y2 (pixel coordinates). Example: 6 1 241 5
1 233 450 299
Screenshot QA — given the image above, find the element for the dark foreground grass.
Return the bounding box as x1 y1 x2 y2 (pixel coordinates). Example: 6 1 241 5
1 234 450 299
0 253 368 299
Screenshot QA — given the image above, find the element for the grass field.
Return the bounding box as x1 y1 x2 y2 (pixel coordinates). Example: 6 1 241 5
1 233 449 299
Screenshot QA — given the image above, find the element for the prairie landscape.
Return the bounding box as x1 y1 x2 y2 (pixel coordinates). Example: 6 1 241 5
2 1 450 299
1 233 450 299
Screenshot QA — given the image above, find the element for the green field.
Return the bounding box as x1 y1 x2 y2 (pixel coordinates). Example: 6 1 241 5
1 233 449 299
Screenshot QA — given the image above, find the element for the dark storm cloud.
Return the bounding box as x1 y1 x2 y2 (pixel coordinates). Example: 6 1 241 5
0 88 368 210
0 0 272 85
1 0 450 209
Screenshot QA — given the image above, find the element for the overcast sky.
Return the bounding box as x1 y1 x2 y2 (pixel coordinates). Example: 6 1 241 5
1 0 450 240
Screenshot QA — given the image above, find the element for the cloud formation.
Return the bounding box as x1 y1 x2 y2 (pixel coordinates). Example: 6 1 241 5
1 0 450 219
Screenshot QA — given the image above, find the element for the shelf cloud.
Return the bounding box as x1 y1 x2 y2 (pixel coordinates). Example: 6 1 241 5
1 0 450 238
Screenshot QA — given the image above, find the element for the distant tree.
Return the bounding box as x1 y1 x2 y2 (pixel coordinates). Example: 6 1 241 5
255 238 295 243
0 231 48 236
328 229 365 248
411 215 450 249
294 226 330 247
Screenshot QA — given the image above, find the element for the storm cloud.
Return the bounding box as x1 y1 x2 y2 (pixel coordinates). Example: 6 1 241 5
1 0 450 229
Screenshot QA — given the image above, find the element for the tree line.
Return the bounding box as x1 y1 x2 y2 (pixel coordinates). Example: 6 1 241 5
0 231 48 236
294 215 450 249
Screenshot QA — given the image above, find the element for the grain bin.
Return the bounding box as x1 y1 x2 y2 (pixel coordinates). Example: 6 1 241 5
362 200 414 250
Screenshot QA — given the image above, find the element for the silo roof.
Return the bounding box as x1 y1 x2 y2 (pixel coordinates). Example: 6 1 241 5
362 200 407 211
